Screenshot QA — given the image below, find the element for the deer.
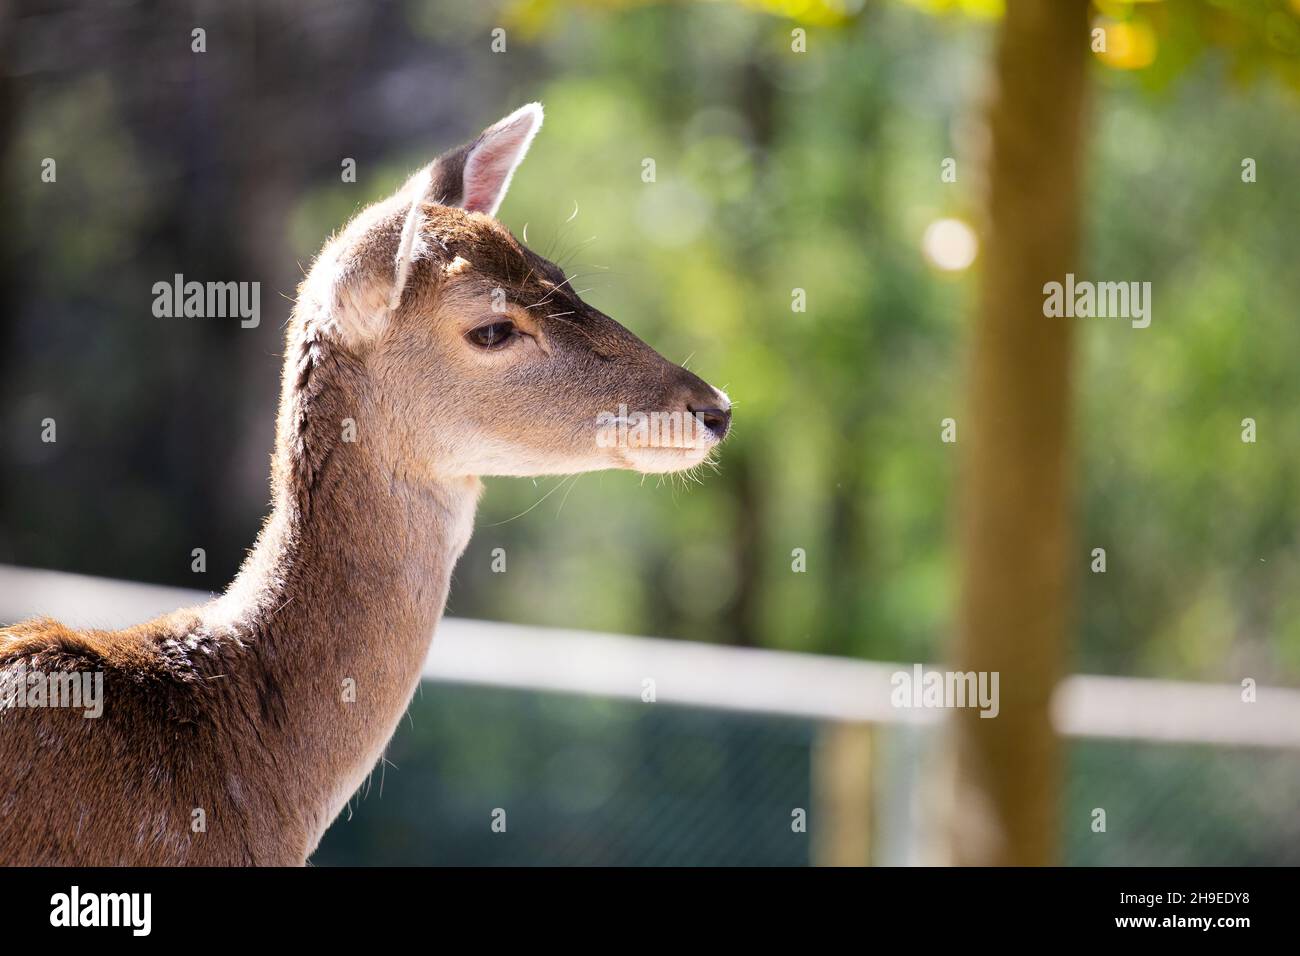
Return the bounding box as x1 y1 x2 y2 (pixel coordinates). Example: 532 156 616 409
0 103 731 866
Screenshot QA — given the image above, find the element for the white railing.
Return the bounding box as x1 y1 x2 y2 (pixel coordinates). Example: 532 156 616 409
2 563 1299 749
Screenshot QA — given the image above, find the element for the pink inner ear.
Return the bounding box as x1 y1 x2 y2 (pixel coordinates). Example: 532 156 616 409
461 111 539 216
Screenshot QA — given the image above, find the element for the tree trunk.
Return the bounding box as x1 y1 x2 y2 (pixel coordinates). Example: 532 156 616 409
949 0 1090 866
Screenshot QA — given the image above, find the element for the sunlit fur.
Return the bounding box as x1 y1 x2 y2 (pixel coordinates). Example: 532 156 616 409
0 104 729 864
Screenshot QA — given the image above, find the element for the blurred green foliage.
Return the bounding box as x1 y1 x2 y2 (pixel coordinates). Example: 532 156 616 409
428 0 1300 686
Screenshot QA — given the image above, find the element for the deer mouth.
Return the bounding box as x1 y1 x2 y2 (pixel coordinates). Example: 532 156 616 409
596 406 725 447
618 444 717 475
593 396 730 473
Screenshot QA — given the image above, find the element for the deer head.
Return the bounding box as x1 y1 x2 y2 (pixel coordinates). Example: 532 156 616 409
293 103 731 484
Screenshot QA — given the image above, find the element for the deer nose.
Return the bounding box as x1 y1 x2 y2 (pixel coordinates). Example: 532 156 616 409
689 403 731 441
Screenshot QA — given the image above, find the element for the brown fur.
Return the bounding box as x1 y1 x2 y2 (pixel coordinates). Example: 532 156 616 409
0 106 729 865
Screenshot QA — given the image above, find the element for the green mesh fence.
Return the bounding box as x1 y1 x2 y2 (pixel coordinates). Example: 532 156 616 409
1064 740 1300 866
312 681 1300 866
312 683 816 866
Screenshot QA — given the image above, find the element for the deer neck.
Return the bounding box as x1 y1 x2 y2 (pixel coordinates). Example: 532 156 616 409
203 334 481 845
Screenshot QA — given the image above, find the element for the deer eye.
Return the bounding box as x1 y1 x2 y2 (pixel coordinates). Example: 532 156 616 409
465 320 516 350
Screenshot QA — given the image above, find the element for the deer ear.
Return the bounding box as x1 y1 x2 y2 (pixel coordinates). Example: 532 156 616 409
425 102 543 217
303 107 545 347
321 103 542 341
